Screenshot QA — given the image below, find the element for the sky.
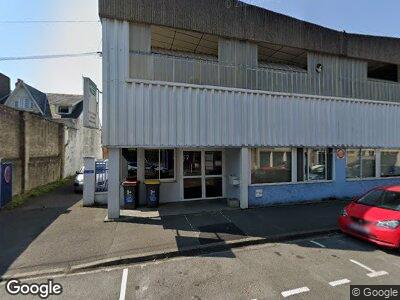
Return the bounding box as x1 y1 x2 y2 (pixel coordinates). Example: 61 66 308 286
0 0 399 95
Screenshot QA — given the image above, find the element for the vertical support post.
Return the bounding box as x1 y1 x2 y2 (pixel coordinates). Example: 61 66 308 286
137 148 145 205
291 148 298 183
108 148 121 219
83 157 95 207
240 147 249 209
375 150 381 178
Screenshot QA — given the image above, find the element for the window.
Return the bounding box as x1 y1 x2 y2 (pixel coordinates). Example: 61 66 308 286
24 99 30 109
357 189 384 206
58 106 70 114
14 101 19 108
145 149 175 180
357 189 400 211
368 61 398 82
122 148 137 179
251 148 292 184
303 148 328 181
381 150 400 177
346 149 376 179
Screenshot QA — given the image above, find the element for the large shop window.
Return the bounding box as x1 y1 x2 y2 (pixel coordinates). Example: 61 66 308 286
122 148 138 179
251 148 292 184
381 150 400 177
300 148 332 181
346 149 376 179
145 149 175 180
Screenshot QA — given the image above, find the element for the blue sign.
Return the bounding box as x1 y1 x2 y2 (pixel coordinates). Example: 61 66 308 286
0 162 12 208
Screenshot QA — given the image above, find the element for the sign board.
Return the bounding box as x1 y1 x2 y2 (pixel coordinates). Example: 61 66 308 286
0 162 12 208
336 149 346 159
83 77 99 129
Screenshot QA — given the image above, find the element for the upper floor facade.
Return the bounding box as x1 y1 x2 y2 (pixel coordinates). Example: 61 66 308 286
100 0 400 149
100 0 400 103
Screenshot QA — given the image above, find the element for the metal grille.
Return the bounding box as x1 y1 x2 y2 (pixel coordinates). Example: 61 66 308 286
95 160 108 192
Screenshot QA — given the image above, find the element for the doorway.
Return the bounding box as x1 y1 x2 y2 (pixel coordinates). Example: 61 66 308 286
182 150 224 200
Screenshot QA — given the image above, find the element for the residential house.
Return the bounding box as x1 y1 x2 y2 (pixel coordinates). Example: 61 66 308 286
47 93 102 177
3 80 102 178
4 79 52 118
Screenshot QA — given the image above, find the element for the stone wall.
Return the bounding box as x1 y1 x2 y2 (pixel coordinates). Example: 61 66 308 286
0 104 64 195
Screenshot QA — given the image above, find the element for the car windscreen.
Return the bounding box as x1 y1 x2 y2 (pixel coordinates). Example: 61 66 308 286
357 189 400 211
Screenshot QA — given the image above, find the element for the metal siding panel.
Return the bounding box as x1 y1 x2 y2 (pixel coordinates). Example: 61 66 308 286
101 19 110 146
108 79 400 149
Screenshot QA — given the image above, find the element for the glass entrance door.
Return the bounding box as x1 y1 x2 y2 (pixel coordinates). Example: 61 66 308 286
183 150 223 200
183 151 202 199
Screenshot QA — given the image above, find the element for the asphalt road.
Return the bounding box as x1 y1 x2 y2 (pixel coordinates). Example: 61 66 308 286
1 233 399 300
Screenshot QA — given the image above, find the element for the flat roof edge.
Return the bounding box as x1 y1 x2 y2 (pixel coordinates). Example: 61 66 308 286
99 0 400 64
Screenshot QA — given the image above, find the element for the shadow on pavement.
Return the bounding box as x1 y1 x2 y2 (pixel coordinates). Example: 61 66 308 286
291 230 400 256
118 199 354 259
0 182 82 277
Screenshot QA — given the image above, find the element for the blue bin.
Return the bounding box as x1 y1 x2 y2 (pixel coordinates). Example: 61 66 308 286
122 180 139 209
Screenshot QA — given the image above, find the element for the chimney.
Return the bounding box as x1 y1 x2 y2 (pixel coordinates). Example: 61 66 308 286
16 78 23 87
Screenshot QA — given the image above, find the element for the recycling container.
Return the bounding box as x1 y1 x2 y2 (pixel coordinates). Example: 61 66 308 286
144 180 160 208
122 180 139 209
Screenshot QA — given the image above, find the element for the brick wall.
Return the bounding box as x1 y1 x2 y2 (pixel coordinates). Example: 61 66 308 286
0 104 64 195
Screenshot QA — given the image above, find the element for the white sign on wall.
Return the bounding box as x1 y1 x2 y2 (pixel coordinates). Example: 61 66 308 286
83 77 99 129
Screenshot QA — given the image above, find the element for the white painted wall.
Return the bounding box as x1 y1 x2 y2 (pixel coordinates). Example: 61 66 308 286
225 148 241 200
62 115 102 177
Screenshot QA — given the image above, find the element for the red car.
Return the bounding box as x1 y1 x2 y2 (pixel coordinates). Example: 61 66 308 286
339 185 400 249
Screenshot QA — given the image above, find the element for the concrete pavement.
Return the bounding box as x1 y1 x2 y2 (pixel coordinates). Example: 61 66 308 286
0 182 347 280
1 233 399 299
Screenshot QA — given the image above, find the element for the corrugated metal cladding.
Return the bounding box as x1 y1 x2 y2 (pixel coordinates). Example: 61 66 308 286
103 19 400 149
105 79 400 149
130 52 400 103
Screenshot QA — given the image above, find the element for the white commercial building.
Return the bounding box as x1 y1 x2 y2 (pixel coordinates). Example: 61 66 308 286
100 0 400 219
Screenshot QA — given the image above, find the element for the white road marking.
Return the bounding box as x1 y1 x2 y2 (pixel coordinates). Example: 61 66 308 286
349 259 375 273
309 240 326 248
349 259 388 278
281 287 310 298
367 271 388 278
329 278 351 287
119 268 128 300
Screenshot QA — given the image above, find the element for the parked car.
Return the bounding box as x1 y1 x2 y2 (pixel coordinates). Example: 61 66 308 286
74 161 109 193
339 186 400 249
74 166 84 193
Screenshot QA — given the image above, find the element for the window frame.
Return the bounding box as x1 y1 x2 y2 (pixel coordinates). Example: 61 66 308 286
380 149 400 178
144 148 176 182
250 147 293 185
302 148 330 182
58 106 71 114
346 148 377 180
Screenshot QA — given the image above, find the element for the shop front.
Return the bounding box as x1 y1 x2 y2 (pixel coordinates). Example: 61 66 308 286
118 148 228 207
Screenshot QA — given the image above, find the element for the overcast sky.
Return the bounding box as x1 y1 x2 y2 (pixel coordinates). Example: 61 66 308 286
0 0 399 95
